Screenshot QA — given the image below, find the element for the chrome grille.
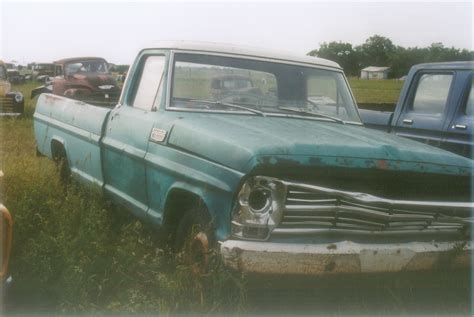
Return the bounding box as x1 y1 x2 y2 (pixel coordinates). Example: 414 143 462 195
277 181 473 235
0 97 15 113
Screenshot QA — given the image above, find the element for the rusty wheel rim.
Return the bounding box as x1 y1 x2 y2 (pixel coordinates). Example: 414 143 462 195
188 231 209 275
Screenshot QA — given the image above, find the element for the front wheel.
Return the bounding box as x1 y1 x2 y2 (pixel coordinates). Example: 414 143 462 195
174 206 215 275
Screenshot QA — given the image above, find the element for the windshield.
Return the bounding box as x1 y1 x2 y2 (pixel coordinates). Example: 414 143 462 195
171 53 360 122
0 65 6 80
65 60 109 76
35 64 54 71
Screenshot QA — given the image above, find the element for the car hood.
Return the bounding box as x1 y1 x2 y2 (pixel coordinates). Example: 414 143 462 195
167 114 473 175
71 72 117 88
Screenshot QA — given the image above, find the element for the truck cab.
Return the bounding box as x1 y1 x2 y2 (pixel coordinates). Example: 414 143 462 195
360 62 474 158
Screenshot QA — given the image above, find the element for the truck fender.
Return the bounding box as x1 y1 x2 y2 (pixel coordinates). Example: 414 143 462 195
161 183 215 241
50 137 67 160
31 85 52 99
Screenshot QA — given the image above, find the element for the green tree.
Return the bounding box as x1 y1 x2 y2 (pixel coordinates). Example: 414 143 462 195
357 35 396 67
308 41 360 76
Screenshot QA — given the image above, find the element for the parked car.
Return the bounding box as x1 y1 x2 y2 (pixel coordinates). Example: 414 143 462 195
0 60 24 116
0 170 13 285
31 57 120 106
34 42 473 276
360 62 474 158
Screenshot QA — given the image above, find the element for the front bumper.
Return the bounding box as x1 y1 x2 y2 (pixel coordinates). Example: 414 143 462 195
220 239 472 275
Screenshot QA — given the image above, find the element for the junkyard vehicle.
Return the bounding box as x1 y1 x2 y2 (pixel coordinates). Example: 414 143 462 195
5 63 26 85
34 42 473 276
360 62 474 158
210 75 261 100
31 57 120 106
32 63 55 82
0 60 24 116
0 171 13 284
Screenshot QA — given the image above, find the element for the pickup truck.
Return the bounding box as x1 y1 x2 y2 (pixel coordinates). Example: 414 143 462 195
31 57 120 106
34 42 473 276
360 62 474 158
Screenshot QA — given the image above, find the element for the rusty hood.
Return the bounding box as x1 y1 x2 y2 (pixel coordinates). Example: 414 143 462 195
167 114 473 176
70 72 117 90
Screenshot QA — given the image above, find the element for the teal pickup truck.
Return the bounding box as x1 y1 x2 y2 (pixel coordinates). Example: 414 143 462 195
34 42 473 276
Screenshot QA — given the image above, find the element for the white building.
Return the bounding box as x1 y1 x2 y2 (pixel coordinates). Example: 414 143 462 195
360 66 390 80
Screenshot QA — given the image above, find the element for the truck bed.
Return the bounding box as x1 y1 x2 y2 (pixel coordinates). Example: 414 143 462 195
34 93 111 186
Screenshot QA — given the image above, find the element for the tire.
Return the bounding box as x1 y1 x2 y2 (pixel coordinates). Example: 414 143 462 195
174 206 215 275
53 146 71 185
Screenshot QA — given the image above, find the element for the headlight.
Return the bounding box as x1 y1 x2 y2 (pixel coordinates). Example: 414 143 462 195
232 176 287 240
14 92 23 103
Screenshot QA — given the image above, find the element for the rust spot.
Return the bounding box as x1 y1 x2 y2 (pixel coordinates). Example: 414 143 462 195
325 261 336 272
327 244 337 250
375 159 389 170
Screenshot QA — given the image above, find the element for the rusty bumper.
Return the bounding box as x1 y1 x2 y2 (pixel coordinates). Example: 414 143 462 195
220 240 472 275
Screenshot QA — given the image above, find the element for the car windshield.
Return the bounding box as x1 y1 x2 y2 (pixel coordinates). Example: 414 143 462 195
0 65 7 80
173 53 360 123
36 64 54 71
65 60 108 75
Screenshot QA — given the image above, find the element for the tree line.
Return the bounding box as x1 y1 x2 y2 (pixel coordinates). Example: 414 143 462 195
307 35 473 78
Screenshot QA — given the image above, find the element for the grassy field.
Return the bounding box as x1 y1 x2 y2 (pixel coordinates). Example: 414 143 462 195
349 77 404 104
0 80 471 315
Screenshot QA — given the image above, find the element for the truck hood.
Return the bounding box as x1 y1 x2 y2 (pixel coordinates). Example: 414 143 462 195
71 72 117 88
167 115 473 175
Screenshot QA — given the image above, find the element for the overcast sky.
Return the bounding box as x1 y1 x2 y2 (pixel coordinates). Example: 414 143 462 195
1 1 472 65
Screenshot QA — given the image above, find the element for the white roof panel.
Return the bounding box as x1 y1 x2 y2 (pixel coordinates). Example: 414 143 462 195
144 41 341 69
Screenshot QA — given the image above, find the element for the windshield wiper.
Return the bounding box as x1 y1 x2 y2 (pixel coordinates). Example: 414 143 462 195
278 106 345 124
189 99 265 116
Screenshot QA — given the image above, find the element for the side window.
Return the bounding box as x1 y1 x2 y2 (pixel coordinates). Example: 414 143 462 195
55 66 63 76
412 73 452 115
465 79 474 116
132 55 165 111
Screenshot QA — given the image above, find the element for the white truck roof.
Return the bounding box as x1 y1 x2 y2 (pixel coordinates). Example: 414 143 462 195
144 41 341 69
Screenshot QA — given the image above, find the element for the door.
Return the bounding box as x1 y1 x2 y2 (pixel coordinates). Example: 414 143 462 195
444 72 474 157
102 55 166 217
392 72 455 147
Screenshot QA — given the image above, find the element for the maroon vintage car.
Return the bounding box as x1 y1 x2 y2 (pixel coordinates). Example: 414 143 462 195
31 57 120 106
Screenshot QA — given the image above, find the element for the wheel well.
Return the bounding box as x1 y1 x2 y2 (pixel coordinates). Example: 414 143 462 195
162 189 209 240
51 140 66 161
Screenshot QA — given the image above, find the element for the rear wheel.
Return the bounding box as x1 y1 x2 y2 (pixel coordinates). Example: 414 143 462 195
53 146 71 184
174 206 215 275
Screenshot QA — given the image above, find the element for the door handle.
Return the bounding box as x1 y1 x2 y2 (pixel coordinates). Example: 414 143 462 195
454 124 467 130
403 119 413 125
